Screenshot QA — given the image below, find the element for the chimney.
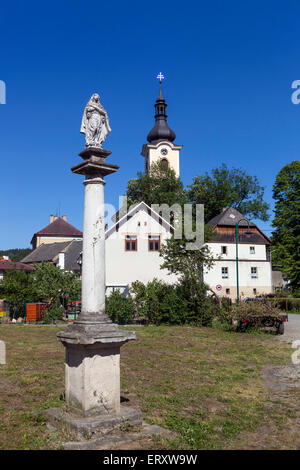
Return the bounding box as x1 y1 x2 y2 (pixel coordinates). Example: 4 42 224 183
58 252 65 270
50 214 54 223
54 216 58 221
62 215 67 221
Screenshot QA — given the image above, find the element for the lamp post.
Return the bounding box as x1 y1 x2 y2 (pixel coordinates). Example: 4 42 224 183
235 218 251 305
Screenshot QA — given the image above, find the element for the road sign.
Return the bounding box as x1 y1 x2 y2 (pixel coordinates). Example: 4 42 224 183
216 284 222 291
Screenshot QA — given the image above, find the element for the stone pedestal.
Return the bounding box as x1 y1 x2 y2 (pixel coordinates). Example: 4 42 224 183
51 146 140 439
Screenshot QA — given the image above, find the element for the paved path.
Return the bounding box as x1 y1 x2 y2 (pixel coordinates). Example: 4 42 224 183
280 313 300 344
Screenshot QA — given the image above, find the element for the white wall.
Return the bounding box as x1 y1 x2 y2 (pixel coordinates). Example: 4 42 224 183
105 206 178 288
149 142 180 177
204 243 272 298
208 242 267 260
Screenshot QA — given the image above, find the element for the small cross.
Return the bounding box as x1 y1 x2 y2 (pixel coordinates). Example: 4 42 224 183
157 72 165 83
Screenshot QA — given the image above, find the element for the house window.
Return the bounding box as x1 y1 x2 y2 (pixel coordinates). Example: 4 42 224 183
222 267 228 278
253 288 257 295
250 246 255 254
251 267 257 278
226 288 230 295
125 235 137 251
148 235 160 251
221 246 227 255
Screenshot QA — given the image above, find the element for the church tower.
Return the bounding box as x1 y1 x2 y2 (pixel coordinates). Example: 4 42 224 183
141 74 182 177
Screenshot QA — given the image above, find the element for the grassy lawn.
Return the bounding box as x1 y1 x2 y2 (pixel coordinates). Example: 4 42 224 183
0 324 299 450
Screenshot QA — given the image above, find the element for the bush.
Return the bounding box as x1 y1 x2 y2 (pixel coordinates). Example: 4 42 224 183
106 290 135 325
131 278 216 326
43 302 64 324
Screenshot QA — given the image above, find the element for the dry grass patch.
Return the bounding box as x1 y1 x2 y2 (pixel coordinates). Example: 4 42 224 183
0 324 297 449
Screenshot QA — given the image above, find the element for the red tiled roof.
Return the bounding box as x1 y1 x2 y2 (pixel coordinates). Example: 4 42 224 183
31 218 83 244
0 261 35 272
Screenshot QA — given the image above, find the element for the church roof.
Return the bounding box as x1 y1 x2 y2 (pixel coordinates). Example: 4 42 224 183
31 217 83 245
147 85 176 144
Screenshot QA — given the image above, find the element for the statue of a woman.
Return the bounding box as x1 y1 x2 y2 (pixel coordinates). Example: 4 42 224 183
80 93 111 148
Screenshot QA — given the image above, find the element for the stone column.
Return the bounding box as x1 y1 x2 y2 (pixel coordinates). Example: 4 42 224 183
52 147 141 436
81 175 106 320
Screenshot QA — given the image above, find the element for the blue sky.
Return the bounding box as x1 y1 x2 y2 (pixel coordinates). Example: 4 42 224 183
0 0 300 249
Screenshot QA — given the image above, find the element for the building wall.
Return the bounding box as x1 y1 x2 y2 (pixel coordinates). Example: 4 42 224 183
204 242 272 299
148 143 180 177
35 236 82 248
105 207 178 288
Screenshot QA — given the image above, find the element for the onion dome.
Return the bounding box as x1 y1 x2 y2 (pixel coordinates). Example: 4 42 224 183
147 86 176 144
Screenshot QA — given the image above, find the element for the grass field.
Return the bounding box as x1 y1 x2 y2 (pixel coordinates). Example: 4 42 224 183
0 324 299 450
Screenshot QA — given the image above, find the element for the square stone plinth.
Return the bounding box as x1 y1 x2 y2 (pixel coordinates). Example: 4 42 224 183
65 342 121 416
44 405 143 441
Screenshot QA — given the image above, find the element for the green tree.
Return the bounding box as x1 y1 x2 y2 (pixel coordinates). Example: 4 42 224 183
187 163 270 223
0 248 32 262
125 161 188 212
272 161 300 290
32 261 81 306
105 290 135 324
159 230 216 326
0 270 35 318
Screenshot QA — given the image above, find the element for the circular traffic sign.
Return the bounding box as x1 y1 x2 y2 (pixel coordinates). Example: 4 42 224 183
216 284 222 291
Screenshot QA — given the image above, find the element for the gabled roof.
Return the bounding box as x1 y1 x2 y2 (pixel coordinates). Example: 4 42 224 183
21 240 83 272
106 201 174 239
207 207 256 228
207 207 271 244
0 260 34 272
31 217 82 245
22 242 71 263
64 240 83 271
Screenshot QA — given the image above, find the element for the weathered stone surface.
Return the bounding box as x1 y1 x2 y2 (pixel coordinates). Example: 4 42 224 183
44 405 143 441
63 422 170 450
0 340 6 365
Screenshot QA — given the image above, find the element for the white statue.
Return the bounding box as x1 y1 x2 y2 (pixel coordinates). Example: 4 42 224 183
80 93 111 148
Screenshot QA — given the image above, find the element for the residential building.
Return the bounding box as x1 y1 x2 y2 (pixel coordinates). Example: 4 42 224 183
30 215 83 250
204 207 273 299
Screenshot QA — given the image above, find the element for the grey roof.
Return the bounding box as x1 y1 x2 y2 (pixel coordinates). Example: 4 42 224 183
21 240 83 272
207 207 255 228
64 240 83 271
21 242 71 263
207 207 270 245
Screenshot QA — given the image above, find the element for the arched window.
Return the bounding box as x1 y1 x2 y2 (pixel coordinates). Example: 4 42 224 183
161 158 169 169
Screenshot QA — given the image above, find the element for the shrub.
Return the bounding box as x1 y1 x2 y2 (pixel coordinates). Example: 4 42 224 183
106 290 135 325
131 278 216 326
43 302 64 324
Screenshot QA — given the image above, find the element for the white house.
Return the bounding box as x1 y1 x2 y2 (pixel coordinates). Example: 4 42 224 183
105 201 178 294
204 207 272 300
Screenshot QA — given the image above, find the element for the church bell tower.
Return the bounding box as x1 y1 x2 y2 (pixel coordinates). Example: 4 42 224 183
141 73 182 177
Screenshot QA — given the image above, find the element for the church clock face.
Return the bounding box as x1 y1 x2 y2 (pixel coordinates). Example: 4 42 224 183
160 148 168 156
